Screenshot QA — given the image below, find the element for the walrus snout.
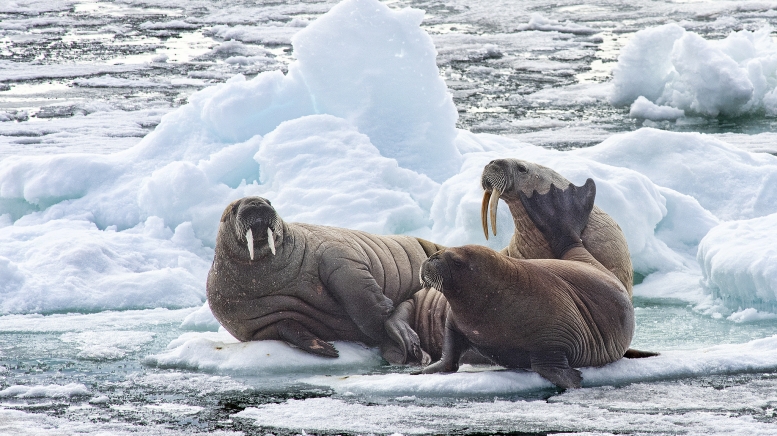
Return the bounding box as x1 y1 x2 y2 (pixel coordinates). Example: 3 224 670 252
233 198 281 260
420 250 447 293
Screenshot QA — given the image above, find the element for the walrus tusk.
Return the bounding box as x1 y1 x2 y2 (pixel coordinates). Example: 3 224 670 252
489 188 500 237
481 190 492 240
267 227 276 256
246 228 254 260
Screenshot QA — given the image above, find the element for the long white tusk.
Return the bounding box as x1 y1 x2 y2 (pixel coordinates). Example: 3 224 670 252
246 228 254 260
481 189 492 240
489 188 500 236
267 227 276 256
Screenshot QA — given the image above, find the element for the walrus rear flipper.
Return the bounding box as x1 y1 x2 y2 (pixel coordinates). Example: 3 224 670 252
623 348 660 358
519 179 596 259
530 351 582 389
275 319 339 358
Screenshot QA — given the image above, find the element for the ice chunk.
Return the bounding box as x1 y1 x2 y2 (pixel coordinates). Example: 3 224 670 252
698 213 777 313
0 383 90 398
515 13 598 35
611 24 777 117
180 302 220 331
629 96 685 120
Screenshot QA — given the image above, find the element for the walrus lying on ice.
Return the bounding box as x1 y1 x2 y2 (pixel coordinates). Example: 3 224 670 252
420 180 638 388
206 196 443 364
480 158 634 297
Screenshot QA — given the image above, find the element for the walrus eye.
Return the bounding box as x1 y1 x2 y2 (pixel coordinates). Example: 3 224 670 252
517 163 527 173
452 258 465 269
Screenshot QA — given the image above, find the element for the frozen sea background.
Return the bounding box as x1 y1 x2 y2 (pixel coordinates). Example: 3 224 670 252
2 0 777 434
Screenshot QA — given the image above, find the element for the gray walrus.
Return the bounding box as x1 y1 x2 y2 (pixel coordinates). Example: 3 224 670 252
419 179 636 388
206 196 443 364
480 158 634 297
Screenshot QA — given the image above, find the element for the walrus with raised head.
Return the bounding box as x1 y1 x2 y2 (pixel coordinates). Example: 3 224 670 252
420 179 636 389
481 158 634 297
206 196 443 365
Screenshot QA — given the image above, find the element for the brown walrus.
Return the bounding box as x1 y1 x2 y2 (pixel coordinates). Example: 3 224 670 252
206 196 443 365
420 179 638 389
480 158 634 297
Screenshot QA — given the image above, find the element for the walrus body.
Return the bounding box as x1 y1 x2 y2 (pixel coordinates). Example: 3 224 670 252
207 197 442 364
420 180 636 388
481 159 634 297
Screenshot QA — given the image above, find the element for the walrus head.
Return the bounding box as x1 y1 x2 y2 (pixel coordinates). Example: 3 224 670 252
420 246 493 299
480 158 566 240
220 197 283 261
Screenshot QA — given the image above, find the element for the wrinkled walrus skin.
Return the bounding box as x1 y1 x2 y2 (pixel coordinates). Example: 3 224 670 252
480 158 634 297
207 197 443 364
420 180 636 389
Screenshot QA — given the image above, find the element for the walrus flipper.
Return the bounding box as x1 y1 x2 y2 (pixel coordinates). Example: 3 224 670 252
623 348 660 358
420 311 470 374
518 178 596 259
382 299 430 365
530 350 582 389
275 319 339 358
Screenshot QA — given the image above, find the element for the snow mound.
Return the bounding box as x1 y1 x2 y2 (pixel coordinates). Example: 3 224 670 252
610 24 777 117
698 213 777 313
144 330 383 375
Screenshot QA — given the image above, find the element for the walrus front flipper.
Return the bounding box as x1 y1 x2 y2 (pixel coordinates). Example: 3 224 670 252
382 299 430 365
420 312 470 374
623 348 660 358
518 178 596 259
530 351 582 389
275 319 339 358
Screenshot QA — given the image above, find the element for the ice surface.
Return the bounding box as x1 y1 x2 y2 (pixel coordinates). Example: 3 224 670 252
611 24 777 117
300 335 777 397
144 329 383 375
236 384 777 435
0 408 241 436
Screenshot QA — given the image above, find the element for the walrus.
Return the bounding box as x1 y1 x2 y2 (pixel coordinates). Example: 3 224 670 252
206 196 444 365
420 179 637 389
480 158 634 297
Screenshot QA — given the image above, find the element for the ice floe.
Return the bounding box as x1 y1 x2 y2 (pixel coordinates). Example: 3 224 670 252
611 23 777 117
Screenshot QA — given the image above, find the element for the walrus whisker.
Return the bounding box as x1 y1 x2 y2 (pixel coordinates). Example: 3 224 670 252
267 227 276 256
489 187 500 237
246 228 254 260
481 190 492 240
